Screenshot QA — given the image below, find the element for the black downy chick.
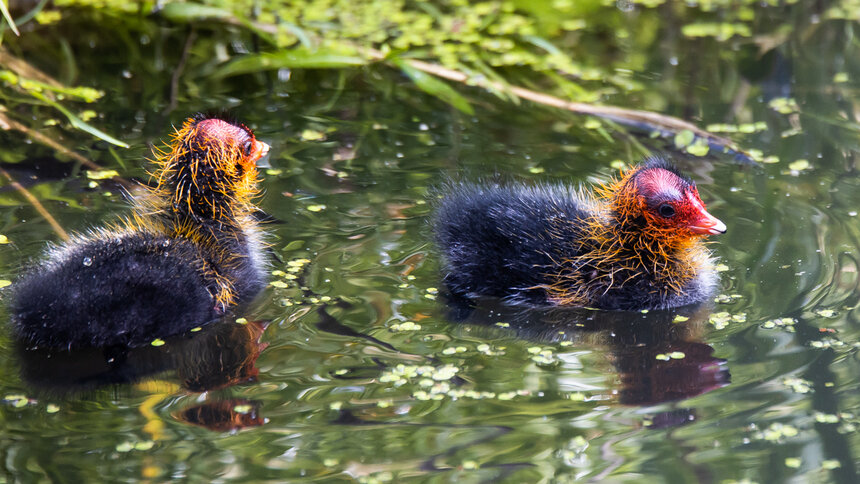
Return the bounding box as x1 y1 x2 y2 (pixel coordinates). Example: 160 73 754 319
10 114 270 348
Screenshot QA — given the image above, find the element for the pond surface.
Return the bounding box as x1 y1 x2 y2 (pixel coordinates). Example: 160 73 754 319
0 4 859 483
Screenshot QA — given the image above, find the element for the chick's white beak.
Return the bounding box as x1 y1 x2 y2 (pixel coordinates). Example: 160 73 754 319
690 213 727 235
255 140 270 158
256 141 272 168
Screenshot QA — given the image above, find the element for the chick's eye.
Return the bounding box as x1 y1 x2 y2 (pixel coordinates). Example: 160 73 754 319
243 141 253 156
658 203 676 218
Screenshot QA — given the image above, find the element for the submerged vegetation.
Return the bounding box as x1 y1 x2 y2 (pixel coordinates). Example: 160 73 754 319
1 0 858 167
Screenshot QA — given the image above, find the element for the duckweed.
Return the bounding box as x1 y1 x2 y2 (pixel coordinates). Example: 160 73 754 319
300 129 326 141
783 377 812 394
709 312 732 329
389 321 422 333
769 97 800 114
814 308 837 318
86 170 119 180
755 422 799 441
233 404 253 414
788 159 810 172
814 412 840 424
4 395 31 408
761 317 797 330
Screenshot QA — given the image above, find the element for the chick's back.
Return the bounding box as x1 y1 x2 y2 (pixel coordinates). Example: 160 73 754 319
11 232 219 348
433 183 592 305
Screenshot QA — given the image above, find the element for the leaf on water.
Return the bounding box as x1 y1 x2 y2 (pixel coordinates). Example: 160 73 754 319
213 49 367 78
115 442 134 453
392 58 474 115
673 129 695 148
768 97 799 114
685 138 710 156
233 404 252 414
300 129 326 141
86 169 119 180
788 159 809 171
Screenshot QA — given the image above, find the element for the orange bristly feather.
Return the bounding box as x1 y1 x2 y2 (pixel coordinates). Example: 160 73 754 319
131 117 263 308
541 166 711 306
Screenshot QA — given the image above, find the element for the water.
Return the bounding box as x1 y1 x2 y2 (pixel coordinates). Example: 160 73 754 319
1 5 858 483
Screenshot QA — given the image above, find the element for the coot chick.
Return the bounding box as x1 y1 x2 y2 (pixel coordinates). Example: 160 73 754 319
11 114 270 348
434 158 726 310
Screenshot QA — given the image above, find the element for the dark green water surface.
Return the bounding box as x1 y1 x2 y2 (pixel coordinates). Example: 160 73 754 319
0 4 858 483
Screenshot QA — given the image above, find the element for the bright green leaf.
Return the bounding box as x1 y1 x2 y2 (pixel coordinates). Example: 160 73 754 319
30 92 129 148
159 3 235 23
673 130 695 148
0 0 21 36
213 49 367 78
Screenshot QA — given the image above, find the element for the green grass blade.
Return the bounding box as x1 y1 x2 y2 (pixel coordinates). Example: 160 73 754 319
0 0 21 36
159 2 234 22
31 92 129 148
392 58 474 115
213 49 367 78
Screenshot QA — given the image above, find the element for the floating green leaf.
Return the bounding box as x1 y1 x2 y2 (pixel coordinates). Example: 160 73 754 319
673 129 695 148
86 169 119 180
685 138 710 156
788 159 810 171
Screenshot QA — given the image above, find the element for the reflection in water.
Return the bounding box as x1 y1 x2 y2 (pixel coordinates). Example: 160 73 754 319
179 400 265 432
332 409 528 481
14 318 269 432
445 296 730 416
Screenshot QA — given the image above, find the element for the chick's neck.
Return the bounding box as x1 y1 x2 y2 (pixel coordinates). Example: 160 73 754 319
156 137 258 238
590 176 703 281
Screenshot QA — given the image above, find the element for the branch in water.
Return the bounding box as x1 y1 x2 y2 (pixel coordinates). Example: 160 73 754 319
0 166 70 241
367 52 752 162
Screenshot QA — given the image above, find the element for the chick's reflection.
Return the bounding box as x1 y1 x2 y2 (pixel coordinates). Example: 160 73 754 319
15 319 269 432
448 299 730 412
